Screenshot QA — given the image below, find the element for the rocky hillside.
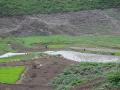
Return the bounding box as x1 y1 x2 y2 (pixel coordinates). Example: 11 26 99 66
0 8 120 36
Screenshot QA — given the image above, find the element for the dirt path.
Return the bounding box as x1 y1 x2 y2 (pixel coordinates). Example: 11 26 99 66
0 83 52 90
0 56 76 90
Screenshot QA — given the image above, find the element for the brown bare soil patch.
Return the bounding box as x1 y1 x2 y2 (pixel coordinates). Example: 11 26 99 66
0 56 77 90
1 9 120 37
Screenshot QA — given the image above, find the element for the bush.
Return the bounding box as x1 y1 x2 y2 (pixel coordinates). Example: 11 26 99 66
107 72 120 87
113 52 120 56
0 0 120 16
50 63 117 90
51 74 83 90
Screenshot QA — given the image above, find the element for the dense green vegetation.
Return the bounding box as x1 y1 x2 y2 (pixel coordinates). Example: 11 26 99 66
107 72 120 87
0 66 25 83
95 71 120 90
0 0 120 16
50 63 119 90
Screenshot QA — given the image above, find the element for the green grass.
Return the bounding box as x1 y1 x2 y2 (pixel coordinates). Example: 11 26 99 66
94 71 120 90
17 35 75 47
48 44 67 49
0 66 25 83
17 35 120 49
0 38 13 53
107 71 120 86
112 52 120 56
0 37 17 54
0 44 10 51
1 35 120 53
50 62 119 90
0 0 120 16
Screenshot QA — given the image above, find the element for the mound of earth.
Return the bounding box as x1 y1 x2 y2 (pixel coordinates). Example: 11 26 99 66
0 8 120 36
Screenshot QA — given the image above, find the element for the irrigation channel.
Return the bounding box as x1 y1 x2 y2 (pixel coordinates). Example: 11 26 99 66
0 50 120 63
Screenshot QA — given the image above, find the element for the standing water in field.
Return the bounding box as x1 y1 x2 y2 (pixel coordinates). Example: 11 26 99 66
44 51 120 63
0 53 26 58
0 51 120 62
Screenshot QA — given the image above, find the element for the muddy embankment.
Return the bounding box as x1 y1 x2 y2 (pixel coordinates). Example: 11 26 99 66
0 56 76 90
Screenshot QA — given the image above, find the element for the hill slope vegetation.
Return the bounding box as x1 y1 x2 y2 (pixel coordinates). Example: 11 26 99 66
0 0 120 16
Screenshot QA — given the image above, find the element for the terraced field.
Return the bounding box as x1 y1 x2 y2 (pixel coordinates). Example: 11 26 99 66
0 66 25 84
0 0 120 90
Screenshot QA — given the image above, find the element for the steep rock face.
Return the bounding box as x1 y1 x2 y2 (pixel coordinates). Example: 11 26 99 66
0 9 120 37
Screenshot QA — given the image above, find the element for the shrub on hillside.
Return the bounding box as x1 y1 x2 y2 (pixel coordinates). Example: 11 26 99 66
0 0 120 16
107 72 120 87
114 52 120 56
